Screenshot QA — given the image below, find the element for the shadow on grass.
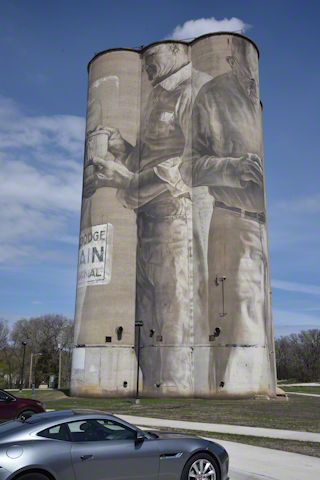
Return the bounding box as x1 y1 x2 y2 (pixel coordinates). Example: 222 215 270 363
59 388 71 397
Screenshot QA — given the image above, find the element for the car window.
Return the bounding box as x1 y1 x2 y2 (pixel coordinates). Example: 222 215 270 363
38 423 70 441
0 391 9 401
68 421 87 433
96 420 125 431
67 419 136 442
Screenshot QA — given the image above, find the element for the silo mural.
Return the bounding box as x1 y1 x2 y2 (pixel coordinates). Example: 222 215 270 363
71 32 277 398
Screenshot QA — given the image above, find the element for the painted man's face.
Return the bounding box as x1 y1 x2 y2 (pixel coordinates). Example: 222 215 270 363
144 50 166 82
144 47 178 84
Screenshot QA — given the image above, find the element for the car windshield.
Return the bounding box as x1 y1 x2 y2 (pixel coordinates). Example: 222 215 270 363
0 390 14 400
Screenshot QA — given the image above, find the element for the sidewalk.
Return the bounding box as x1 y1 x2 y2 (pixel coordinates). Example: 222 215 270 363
286 392 320 398
117 414 320 443
203 437 320 480
279 383 320 387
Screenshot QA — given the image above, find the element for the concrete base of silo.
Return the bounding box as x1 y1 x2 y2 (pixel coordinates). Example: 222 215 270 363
71 346 139 397
70 343 276 399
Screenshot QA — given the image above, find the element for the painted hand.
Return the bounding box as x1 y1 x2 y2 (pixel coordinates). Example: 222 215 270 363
103 127 127 156
238 153 263 186
93 157 135 189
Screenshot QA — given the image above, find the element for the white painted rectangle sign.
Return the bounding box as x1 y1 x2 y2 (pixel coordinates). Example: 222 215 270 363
77 223 113 287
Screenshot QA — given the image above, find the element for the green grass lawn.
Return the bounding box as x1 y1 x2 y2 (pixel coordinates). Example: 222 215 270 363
11 389 320 433
282 386 320 395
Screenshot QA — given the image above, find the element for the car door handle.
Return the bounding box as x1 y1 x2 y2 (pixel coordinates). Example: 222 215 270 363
80 455 94 461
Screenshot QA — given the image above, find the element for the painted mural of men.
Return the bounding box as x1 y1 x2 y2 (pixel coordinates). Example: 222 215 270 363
182 36 275 394
84 43 212 394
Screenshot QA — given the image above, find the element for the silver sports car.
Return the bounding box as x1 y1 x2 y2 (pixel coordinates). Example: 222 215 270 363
0 410 229 480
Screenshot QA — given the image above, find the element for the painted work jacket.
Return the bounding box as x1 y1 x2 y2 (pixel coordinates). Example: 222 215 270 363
185 70 265 213
118 63 211 210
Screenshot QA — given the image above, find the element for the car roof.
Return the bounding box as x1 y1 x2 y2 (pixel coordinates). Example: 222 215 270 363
23 410 73 424
72 409 113 416
24 409 114 425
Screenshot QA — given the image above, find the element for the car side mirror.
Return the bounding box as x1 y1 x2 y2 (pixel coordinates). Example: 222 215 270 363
135 431 145 442
4 396 12 403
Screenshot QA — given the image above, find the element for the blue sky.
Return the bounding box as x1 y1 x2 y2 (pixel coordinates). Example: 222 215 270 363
0 0 319 337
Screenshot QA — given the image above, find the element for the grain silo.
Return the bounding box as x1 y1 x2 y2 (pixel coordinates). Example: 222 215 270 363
71 32 277 398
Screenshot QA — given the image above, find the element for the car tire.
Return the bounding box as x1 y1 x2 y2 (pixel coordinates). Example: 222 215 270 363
17 410 37 420
181 452 220 480
15 473 49 480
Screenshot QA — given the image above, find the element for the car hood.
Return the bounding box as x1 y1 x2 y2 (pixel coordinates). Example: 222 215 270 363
15 397 41 405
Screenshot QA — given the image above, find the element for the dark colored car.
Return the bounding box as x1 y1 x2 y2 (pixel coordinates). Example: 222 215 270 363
0 409 229 480
0 389 45 420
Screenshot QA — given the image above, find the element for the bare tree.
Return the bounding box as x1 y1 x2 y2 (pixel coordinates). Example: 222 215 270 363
0 319 9 348
276 329 320 381
10 315 74 388
0 319 10 387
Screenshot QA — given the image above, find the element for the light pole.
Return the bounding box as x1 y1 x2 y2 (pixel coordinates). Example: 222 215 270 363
135 320 143 404
28 353 42 389
58 344 62 390
20 341 27 391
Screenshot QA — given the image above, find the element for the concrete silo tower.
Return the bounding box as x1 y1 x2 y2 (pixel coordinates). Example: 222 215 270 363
71 32 277 398
71 48 141 397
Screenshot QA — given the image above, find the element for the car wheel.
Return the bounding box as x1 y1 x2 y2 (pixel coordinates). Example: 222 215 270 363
17 410 37 420
181 452 220 480
14 473 49 480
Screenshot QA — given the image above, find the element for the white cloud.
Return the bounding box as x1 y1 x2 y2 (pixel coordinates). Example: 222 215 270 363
0 96 84 155
273 309 320 337
304 306 320 312
0 204 64 243
0 157 81 213
268 193 320 265
56 235 79 246
0 244 33 263
0 95 85 263
168 17 250 41
275 192 320 215
272 279 320 296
